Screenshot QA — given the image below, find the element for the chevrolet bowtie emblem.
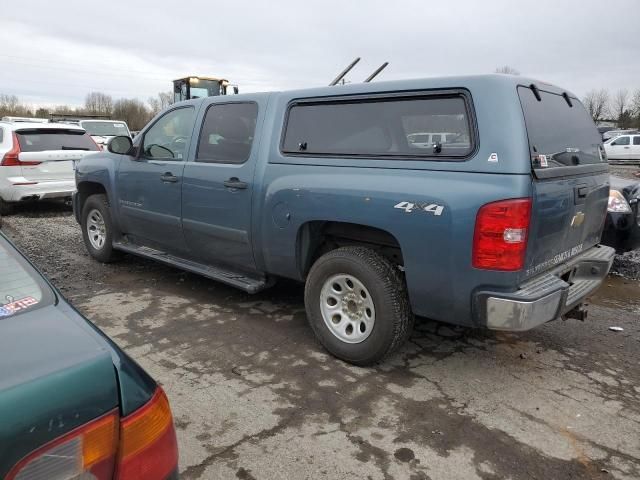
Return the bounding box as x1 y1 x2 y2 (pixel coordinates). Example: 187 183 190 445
571 212 585 228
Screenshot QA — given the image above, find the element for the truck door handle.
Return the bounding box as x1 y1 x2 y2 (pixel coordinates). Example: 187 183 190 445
160 172 178 183
223 177 248 189
577 186 588 198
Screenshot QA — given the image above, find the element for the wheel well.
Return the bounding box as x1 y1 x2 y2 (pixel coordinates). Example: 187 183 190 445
76 182 107 215
298 221 404 278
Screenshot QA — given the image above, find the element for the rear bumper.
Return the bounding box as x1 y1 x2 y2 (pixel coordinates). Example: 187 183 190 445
0 179 75 202
475 244 615 331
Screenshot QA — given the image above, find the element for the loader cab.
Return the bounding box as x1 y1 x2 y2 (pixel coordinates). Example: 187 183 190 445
173 76 239 102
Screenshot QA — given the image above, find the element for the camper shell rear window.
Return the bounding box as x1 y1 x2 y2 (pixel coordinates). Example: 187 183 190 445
518 86 606 175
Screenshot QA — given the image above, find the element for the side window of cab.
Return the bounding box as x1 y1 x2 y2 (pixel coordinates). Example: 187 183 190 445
196 103 258 164
142 107 195 160
611 136 630 146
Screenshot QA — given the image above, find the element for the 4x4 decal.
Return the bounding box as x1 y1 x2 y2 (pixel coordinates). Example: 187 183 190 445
394 201 444 216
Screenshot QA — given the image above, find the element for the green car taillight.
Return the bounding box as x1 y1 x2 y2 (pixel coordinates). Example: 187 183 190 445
6 387 178 480
7 410 119 480
115 387 178 479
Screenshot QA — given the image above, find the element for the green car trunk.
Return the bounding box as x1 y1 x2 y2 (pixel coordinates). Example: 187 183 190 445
0 305 119 478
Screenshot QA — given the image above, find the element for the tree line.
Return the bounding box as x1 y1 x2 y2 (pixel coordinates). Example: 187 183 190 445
0 91 173 131
494 66 640 129
4 78 640 131
582 88 640 128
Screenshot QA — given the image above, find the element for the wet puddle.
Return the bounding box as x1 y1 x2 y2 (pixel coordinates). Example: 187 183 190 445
589 275 640 313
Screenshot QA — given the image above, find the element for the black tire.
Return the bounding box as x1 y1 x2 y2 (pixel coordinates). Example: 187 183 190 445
81 194 121 263
304 246 413 366
0 198 14 216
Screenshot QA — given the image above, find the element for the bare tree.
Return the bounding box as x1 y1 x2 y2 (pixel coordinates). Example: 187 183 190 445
113 98 153 130
35 107 51 118
632 89 640 117
582 89 609 123
159 92 173 109
147 96 160 115
0 94 34 117
85 92 113 116
494 65 520 75
611 89 629 121
148 91 174 115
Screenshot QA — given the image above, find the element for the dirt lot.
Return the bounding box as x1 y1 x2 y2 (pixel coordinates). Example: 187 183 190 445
3 204 640 480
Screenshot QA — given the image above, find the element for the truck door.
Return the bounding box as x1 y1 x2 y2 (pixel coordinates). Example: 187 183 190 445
607 135 631 161
517 86 610 281
181 99 263 271
632 135 640 160
116 106 196 253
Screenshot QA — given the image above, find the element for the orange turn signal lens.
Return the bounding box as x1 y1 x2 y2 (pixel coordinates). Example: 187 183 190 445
83 412 118 468
119 387 173 460
116 387 178 480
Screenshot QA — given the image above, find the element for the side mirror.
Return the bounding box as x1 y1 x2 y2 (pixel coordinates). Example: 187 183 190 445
107 136 133 155
146 144 174 159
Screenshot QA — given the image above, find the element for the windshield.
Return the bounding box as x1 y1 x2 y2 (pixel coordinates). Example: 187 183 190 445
81 121 129 137
518 86 605 170
17 130 100 152
0 236 52 319
190 79 221 99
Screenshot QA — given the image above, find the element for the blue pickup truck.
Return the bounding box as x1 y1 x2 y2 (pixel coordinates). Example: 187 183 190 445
74 75 615 365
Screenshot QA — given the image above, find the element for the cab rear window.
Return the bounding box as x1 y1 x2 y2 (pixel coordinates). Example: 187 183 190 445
0 237 52 318
16 129 99 152
518 87 605 170
282 94 474 159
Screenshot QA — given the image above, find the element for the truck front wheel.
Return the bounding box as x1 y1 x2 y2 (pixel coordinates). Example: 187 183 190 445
81 194 121 263
304 246 413 366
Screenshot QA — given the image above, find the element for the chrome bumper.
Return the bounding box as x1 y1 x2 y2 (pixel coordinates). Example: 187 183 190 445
476 245 615 331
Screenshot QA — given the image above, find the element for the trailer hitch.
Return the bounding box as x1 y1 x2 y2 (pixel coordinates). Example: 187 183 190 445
563 304 588 322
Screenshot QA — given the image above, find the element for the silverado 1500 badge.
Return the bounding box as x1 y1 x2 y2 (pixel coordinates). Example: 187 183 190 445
394 201 444 216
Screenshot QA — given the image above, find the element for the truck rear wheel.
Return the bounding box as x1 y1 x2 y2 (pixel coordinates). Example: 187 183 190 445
304 246 413 366
81 194 121 263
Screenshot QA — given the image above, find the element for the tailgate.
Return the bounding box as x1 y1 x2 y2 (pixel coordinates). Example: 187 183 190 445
15 129 98 182
518 86 610 279
526 172 609 277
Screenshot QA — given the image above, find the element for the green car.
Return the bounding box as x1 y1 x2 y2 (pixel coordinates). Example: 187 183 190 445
0 231 179 480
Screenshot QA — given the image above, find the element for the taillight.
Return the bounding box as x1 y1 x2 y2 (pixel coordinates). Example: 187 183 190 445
1 132 22 166
0 132 41 166
115 387 178 479
473 198 532 271
6 411 119 480
6 388 177 480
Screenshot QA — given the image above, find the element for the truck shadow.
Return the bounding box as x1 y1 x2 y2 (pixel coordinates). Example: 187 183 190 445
5 199 72 217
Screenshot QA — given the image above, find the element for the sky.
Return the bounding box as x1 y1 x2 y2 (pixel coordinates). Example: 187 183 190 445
1 0 638 108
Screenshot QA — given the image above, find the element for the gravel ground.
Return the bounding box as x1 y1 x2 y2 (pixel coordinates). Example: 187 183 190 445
2 203 640 480
610 165 640 181
612 250 640 281
608 165 640 279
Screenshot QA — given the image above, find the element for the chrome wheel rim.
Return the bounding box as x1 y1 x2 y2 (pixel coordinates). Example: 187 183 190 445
319 274 375 344
87 209 106 250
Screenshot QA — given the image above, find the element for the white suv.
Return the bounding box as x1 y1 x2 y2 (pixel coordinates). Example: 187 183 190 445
604 134 640 163
0 120 100 214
